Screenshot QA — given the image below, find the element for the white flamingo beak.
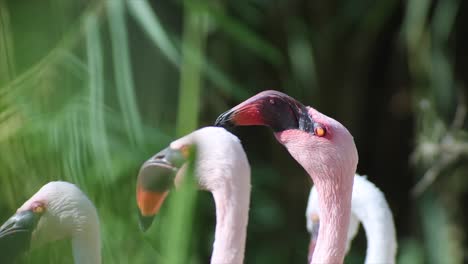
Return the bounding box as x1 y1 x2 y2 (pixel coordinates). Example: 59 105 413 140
136 147 186 231
0 210 41 262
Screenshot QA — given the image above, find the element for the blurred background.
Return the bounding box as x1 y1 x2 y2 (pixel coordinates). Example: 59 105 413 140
1 0 467 263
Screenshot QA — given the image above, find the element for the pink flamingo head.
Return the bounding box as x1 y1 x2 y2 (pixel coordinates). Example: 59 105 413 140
216 90 358 263
215 90 357 178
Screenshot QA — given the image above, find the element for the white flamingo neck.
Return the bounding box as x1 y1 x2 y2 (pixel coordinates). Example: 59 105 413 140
173 127 251 264
72 224 101 264
351 176 397 264
362 217 397 264
210 176 250 264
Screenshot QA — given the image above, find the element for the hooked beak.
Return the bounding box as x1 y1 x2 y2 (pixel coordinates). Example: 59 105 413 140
136 147 186 231
215 90 315 133
0 210 40 262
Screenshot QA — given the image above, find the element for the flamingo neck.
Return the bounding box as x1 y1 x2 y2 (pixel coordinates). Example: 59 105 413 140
352 177 397 264
210 176 250 264
273 129 357 264
71 218 101 264
310 172 353 264
362 216 397 264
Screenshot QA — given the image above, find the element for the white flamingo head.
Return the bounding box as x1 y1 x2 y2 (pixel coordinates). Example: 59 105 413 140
0 181 100 262
136 126 250 231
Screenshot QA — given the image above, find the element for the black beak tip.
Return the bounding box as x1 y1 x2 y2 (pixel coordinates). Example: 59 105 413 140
0 210 39 263
138 211 155 232
214 114 225 127
214 111 233 127
0 230 32 263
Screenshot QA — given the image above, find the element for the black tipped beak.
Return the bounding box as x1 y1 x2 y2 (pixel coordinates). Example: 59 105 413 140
0 210 39 240
138 211 155 232
214 90 315 132
0 210 40 262
136 147 187 231
214 110 236 127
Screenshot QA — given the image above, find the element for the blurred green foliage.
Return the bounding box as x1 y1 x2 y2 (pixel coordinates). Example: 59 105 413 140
1 0 467 263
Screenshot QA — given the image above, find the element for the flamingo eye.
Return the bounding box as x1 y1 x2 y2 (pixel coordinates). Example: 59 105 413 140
179 145 191 158
314 126 326 137
32 202 45 214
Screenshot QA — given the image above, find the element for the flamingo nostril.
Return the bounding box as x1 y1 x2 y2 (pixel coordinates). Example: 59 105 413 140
154 154 165 160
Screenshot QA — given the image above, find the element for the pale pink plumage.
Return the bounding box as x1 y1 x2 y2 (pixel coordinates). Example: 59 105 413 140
307 174 397 264
215 91 359 264
12 181 100 264
164 127 251 264
275 108 358 263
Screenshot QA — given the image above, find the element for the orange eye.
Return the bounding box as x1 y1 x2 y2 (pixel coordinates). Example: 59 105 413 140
179 145 191 158
314 126 326 137
32 204 45 214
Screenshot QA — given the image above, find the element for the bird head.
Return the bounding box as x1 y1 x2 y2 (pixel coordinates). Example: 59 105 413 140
215 90 358 181
0 181 99 262
136 127 250 231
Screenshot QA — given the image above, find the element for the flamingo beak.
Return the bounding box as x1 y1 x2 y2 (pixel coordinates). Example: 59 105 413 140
215 90 314 132
136 147 186 231
0 210 41 262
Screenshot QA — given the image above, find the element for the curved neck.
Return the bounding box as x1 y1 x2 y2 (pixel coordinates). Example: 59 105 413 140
353 181 397 264
72 218 101 264
362 218 397 264
272 120 357 264
210 176 250 264
311 175 353 264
